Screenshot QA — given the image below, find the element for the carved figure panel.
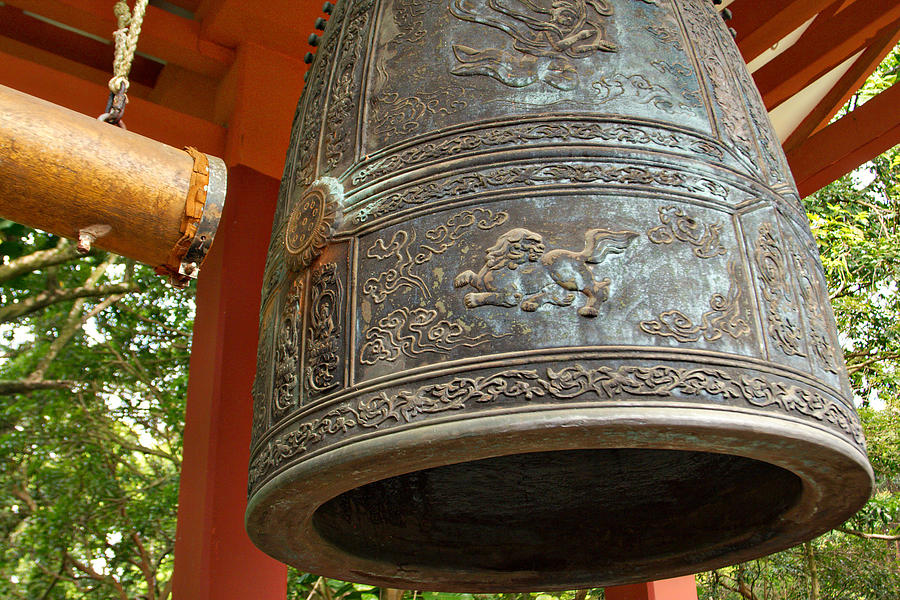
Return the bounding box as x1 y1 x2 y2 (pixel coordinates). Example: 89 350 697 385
449 0 617 90
361 207 509 303
323 0 377 173
454 227 638 316
676 0 756 169
250 297 277 449
640 260 750 343
305 262 344 398
365 0 710 150
293 0 346 187
272 278 304 422
754 222 807 359
360 307 510 365
792 250 841 374
647 204 726 258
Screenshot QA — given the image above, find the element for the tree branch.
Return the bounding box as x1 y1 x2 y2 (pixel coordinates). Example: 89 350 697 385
114 303 193 337
0 282 138 323
846 353 900 375
0 238 80 283
11 484 38 513
29 293 127 381
88 420 181 466
158 577 173 600
65 553 129 600
714 576 763 600
838 527 900 541
0 379 74 395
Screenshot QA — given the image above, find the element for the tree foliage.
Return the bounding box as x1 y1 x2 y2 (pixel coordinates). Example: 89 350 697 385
0 224 192 599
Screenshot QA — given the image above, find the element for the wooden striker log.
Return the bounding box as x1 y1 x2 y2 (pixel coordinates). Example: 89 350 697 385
0 84 225 279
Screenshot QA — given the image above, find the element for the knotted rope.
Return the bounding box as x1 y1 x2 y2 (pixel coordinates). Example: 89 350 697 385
109 0 149 94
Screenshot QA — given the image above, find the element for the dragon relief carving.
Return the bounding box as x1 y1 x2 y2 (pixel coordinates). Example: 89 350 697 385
592 73 693 115
647 205 726 258
755 223 806 358
248 363 864 490
792 250 841 374
449 0 617 90
639 260 750 343
362 207 509 303
306 263 343 395
454 227 638 317
360 307 510 365
272 279 303 421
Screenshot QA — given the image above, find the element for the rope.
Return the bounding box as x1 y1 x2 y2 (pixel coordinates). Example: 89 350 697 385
109 0 149 93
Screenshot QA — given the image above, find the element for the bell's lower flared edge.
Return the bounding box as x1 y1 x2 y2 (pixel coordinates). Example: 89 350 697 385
245 402 873 592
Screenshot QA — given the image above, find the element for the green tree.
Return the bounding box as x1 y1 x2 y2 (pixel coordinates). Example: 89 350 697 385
0 224 193 599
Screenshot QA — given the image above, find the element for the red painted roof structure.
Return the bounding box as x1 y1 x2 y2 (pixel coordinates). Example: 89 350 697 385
2 0 896 195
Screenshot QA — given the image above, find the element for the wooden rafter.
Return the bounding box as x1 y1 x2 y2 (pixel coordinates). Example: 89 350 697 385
197 0 321 59
2 0 234 78
783 19 900 153
753 0 900 110
0 49 225 155
788 83 900 196
730 0 831 63
0 4 164 89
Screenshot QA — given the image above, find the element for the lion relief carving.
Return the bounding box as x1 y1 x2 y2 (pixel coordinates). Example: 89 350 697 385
454 227 638 317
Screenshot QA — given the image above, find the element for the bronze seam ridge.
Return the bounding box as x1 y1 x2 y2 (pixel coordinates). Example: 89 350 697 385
338 188 741 239
248 346 852 455
337 188 796 240
337 164 805 230
350 113 726 153
248 402 867 495
337 115 747 179
341 144 749 193
340 148 771 204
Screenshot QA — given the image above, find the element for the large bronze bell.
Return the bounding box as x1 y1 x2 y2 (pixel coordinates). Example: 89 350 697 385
246 0 873 590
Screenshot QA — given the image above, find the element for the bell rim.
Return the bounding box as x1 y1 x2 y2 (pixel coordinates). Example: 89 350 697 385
245 403 873 592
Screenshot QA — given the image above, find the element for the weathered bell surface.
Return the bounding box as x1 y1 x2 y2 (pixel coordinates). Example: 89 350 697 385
246 0 873 590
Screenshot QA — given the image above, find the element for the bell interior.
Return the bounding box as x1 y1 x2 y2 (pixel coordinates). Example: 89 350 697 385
312 448 802 575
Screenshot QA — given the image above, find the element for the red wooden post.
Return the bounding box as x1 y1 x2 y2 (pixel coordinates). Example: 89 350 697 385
605 576 699 600
172 165 287 600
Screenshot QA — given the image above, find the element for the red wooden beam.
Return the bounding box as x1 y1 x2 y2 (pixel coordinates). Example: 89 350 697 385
197 0 321 60
753 0 900 110
0 49 225 156
172 165 287 600
606 576 699 600
0 4 163 89
783 19 900 152
730 0 831 64
788 83 900 197
4 0 234 78
218 43 306 180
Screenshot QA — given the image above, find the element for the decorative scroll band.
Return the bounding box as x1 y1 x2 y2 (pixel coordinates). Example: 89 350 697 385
248 363 863 491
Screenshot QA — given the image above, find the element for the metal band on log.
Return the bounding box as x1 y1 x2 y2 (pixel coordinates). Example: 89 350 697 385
0 84 225 285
